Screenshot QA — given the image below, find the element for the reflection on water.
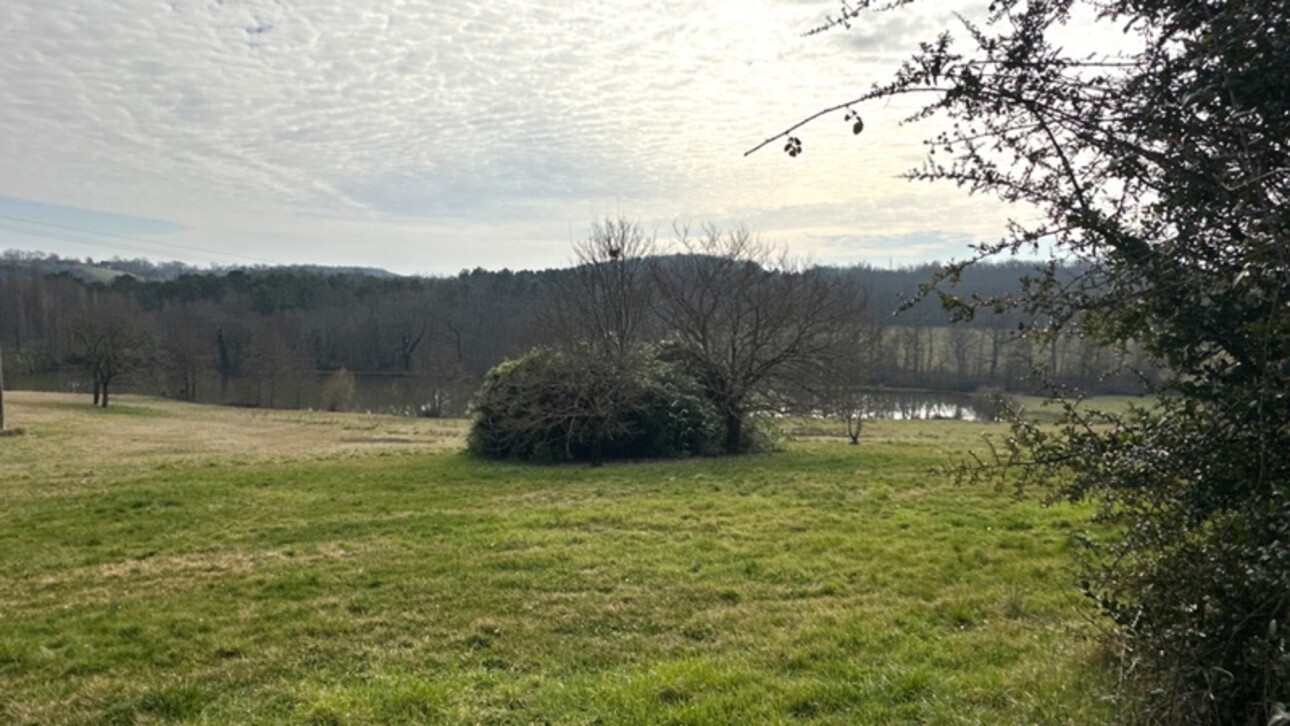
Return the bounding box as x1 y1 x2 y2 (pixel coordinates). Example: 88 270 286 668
854 390 987 421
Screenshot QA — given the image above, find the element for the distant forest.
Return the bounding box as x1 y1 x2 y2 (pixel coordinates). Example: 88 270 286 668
0 250 1152 416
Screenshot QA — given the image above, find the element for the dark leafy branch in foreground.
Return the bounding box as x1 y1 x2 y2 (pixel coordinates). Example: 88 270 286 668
762 0 1289 722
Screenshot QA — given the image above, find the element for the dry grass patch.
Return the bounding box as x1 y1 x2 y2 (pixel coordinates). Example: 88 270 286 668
0 391 466 487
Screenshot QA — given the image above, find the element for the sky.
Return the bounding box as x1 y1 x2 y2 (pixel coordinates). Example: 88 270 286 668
0 0 1033 275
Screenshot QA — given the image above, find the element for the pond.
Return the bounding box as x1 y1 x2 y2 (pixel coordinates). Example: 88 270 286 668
6 369 472 418
850 389 992 422
9 371 996 422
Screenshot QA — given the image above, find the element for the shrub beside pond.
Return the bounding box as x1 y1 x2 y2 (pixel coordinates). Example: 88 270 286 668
467 345 723 463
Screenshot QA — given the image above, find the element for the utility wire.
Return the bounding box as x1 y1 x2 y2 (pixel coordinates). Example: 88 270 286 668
0 213 280 265
0 222 210 261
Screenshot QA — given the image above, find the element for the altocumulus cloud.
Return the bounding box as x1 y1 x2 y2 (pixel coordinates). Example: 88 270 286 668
0 0 1019 272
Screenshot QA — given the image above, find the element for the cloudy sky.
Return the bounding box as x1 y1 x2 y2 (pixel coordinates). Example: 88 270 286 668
0 0 1026 275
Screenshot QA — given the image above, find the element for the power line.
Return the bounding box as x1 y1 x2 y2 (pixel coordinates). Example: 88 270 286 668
0 213 281 265
0 222 206 261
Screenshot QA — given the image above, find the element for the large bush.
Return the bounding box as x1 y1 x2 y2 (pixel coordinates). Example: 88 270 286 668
468 345 722 463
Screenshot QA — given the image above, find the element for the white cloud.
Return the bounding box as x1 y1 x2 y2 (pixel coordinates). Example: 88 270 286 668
0 0 1065 273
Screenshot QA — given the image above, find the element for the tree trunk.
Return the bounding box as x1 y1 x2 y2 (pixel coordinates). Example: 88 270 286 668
93 379 101 407
724 412 743 454
847 415 861 444
101 381 109 408
989 329 1002 380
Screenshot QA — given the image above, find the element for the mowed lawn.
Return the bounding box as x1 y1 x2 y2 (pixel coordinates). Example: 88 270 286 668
0 392 1112 724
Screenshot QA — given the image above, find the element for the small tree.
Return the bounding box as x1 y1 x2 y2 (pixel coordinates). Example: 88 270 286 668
70 303 154 408
829 389 868 445
156 302 217 402
320 366 356 412
818 363 877 446
812 309 885 444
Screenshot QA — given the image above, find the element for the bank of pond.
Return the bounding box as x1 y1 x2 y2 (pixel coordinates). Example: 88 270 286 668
11 368 999 422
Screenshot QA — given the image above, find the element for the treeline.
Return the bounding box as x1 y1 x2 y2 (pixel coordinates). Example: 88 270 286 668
0 249 398 283
0 247 1151 415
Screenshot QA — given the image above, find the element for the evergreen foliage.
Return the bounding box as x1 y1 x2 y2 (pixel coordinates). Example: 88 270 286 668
778 0 1288 720
467 345 723 463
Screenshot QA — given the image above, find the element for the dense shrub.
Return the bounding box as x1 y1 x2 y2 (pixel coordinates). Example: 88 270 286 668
467 345 722 463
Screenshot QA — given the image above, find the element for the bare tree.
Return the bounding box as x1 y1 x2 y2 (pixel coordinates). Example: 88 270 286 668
836 389 868 445
157 302 217 402
412 340 473 417
320 366 356 412
546 217 657 355
439 273 539 381
70 301 155 408
245 320 312 408
652 226 865 453
813 314 885 444
945 326 977 385
895 326 924 382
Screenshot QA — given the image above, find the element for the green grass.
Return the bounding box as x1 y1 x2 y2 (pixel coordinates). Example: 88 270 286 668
0 393 1114 724
1011 394 1152 424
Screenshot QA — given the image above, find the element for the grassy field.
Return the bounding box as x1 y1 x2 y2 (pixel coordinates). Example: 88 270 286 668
0 392 1113 724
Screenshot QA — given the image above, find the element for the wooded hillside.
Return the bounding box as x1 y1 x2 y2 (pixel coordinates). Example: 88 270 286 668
0 250 1152 414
